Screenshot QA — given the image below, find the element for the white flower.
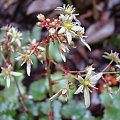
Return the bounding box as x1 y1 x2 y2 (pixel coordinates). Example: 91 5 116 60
7 27 22 47
15 53 33 76
85 65 95 73
58 14 82 44
0 65 22 88
56 4 79 22
77 27 91 51
103 51 120 63
56 4 76 14
74 68 103 108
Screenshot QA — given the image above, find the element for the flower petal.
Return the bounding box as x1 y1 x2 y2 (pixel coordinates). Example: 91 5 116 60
116 65 120 68
66 31 72 44
16 39 21 47
11 71 22 76
116 76 120 82
6 76 11 88
8 64 12 69
72 26 82 31
89 72 103 85
77 75 84 82
84 87 90 108
60 14 65 21
60 52 66 62
85 66 93 80
27 61 31 76
21 60 26 66
74 85 84 94
60 43 66 52
15 56 22 61
58 27 66 34
81 39 91 51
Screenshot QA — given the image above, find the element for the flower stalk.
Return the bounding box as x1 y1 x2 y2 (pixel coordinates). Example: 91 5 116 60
14 77 28 112
102 60 113 72
46 43 54 120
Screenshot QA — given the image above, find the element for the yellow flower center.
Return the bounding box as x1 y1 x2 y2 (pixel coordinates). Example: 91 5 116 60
13 34 19 39
84 80 90 86
65 23 73 30
65 8 72 14
5 70 10 75
77 31 84 37
111 54 116 61
23 55 30 61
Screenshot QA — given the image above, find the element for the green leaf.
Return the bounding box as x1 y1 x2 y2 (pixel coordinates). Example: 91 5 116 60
0 81 25 101
0 101 18 113
49 41 63 62
61 100 86 119
102 108 120 120
22 31 31 45
32 26 41 41
40 100 50 114
40 100 62 120
81 111 99 120
18 113 33 120
50 72 76 101
25 100 41 116
0 115 14 120
53 100 62 120
31 54 38 68
61 100 97 120
100 87 120 109
29 79 47 100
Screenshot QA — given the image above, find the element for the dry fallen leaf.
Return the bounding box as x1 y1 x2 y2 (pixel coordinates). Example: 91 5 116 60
85 18 115 44
0 0 17 9
26 0 62 15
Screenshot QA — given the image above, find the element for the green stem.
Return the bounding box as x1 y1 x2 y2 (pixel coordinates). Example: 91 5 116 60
14 77 28 112
102 60 113 72
103 71 120 74
46 44 54 120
